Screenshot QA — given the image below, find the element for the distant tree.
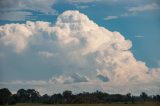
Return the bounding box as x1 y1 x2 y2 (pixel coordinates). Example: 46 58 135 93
41 94 50 104
126 93 131 102
27 89 40 103
140 92 148 102
156 95 160 102
63 90 73 103
1 87 159 104
17 89 28 102
8 94 17 105
153 95 160 102
131 96 135 104
50 93 63 104
0 88 12 105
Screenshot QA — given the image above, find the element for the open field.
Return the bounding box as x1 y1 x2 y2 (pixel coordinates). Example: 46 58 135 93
3 102 160 106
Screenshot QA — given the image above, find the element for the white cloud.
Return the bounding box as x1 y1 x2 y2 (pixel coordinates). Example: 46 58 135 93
119 3 160 18
128 3 159 13
70 73 89 83
38 51 55 58
74 4 90 9
104 16 119 20
120 3 160 17
0 21 53 53
49 73 89 84
0 10 160 94
135 35 144 38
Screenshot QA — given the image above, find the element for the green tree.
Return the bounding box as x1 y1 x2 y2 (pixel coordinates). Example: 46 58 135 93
50 93 63 104
140 92 148 102
27 89 40 103
41 94 50 104
0 88 12 105
8 94 17 105
126 93 131 102
17 89 28 102
63 90 72 103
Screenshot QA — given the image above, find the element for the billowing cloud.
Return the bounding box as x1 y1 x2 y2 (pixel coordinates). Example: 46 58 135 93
0 10 160 94
0 21 53 53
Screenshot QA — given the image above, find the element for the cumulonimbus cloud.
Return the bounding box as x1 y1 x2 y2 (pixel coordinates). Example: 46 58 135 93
0 10 160 94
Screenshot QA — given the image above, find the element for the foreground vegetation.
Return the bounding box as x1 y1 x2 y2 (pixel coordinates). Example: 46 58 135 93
2 102 160 106
0 88 160 105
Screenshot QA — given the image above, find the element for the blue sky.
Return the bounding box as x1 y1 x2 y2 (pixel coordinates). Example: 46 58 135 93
0 0 160 95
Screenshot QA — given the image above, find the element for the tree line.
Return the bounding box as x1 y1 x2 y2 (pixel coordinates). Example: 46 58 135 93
0 88 160 105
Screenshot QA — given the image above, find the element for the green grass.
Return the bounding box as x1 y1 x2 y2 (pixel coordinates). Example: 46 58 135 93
3 102 160 106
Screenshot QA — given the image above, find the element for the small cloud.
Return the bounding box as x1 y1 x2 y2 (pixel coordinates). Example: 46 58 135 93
73 2 95 9
38 51 55 58
75 5 89 9
97 71 109 82
97 74 109 82
49 73 89 84
71 73 89 83
104 16 119 20
49 75 68 84
135 35 144 38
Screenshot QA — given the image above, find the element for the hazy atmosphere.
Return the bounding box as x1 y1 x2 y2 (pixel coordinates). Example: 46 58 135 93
0 0 160 95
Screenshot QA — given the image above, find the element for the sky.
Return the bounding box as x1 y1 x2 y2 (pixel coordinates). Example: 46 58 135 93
0 0 160 95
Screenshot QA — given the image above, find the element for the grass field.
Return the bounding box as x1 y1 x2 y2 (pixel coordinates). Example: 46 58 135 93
3 102 160 106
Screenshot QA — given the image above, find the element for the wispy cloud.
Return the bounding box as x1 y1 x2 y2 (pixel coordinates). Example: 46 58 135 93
49 73 89 84
111 3 160 20
75 5 90 9
121 3 160 17
0 0 57 21
67 0 97 3
128 3 159 13
38 51 55 58
135 35 145 38
0 11 33 21
0 80 47 86
104 16 119 21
